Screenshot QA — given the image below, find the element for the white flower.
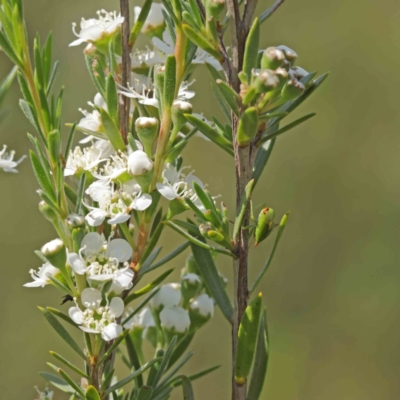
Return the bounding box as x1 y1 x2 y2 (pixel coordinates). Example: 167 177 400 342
156 163 203 201
84 179 152 226
134 3 165 33
190 294 214 318
68 232 134 290
23 262 59 288
150 283 182 309
70 10 124 47
69 288 124 341
124 306 155 331
64 144 108 177
78 109 102 132
0 145 26 173
127 150 153 176
131 48 165 70
160 306 190 333
41 238 65 256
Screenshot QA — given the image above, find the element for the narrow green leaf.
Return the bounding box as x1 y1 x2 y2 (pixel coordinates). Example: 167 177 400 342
0 66 17 105
124 269 173 305
164 55 176 108
104 358 162 395
106 74 119 123
153 336 178 387
129 0 153 45
65 122 107 141
184 114 234 156
85 56 105 98
64 123 76 160
85 386 101 400
39 307 86 360
216 79 240 117
190 241 234 322
167 335 195 371
243 18 260 79
167 221 235 258
140 246 163 273
252 135 276 187
0 30 23 68
233 179 255 241
46 308 75 329
50 351 89 379
125 334 143 387
40 372 74 394
151 387 173 400
20 99 42 136
30 150 56 201
235 293 263 383
100 109 126 151
46 274 73 296
250 213 289 293
138 216 165 269
181 376 195 400
97 330 130 366
246 312 269 400
101 367 115 391
140 241 190 276
257 113 316 146
182 24 223 62
260 0 285 24
75 173 86 214
136 386 153 400
173 365 221 387
47 60 59 95
57 368 85 397
122 289 160 325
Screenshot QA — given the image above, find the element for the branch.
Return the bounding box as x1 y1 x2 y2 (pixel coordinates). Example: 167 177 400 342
119 0 131 143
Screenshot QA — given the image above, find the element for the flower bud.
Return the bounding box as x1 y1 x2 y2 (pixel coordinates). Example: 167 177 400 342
261 47 285 70
135 117 159 156
237 107 259 148
181 273 202 306
291 66 309 80
199 222 213 237
255 207 275 246
128 150 154 176
207 230 233 249
253 69 280 94
150 283 182 310
277 45 298 63
65 213 86 229
189 294 214 328
280 79 305 102
39 201 58 223
41 239 67 270
172 100 193 133
206 0 225 19
167 198 189 219
154 65 165 98
160 306 191 341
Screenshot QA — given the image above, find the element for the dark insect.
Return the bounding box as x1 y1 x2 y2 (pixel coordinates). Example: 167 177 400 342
60 294 73 305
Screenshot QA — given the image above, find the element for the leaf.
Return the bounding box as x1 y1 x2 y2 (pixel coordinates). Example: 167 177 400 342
250 213 289 293
64 123 76 160
161 349 194 386
251 135 276 187
164 55 176 108
129 0 153 45
122 289 159 325
38 307 86 360
0 30 23 68
257 113 316 146
190 241 234 322
243 18 260 79
57 368 85 397
104 358 162 395
184 114 234 156
139 246 163 274
216 79 240 117
0 66 17 105
166 221 235 258
30 150 56 202
172 365 221 387
85 386 101 400
181 376 195 400
125 334 143 387
85 56 105 98
136 386 153 400
233 179 255 241
140 241 190 276
106 74 119 123
75 173 86 214
50 351 89 379
40 372 74 394
260 0 285 24
124 269 173 305
20 99 42 136
100 109 126 151
235 293 263 383
246 311 269 400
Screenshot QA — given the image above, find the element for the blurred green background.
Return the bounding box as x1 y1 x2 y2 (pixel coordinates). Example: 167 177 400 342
1 0 400 398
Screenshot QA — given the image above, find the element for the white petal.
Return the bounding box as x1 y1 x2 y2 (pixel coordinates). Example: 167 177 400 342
160 306 190 333
81 288 102 309
107 213 131 225
23 280 45 288
68 253 86 275
69 307 84 324
101 323 122 341
156 183 176 200
106 239 133 262
81 232 103 256
69 37 87 47
113 268 134 289
80 326 101 334
79 25 104 41
131 194 152 211
109 297 125 318
88 273 114 282
85 209 107 227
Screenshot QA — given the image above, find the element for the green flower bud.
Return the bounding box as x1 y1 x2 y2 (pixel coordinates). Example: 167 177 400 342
255 207 275 246
253 69 280 94
291 66 308 80
181 273 202 306
277 45 298 63
280 79 305 102
167 198 189 219
41 238 67 270
199 222 213 237
237 107 259 147
261 47 285 70
207 230 233 250
39 201 58 223
172 100 193 133
206 0 225 19
189 294 214 329
65 213 86 229
160 306 191 343
135 117 159 156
